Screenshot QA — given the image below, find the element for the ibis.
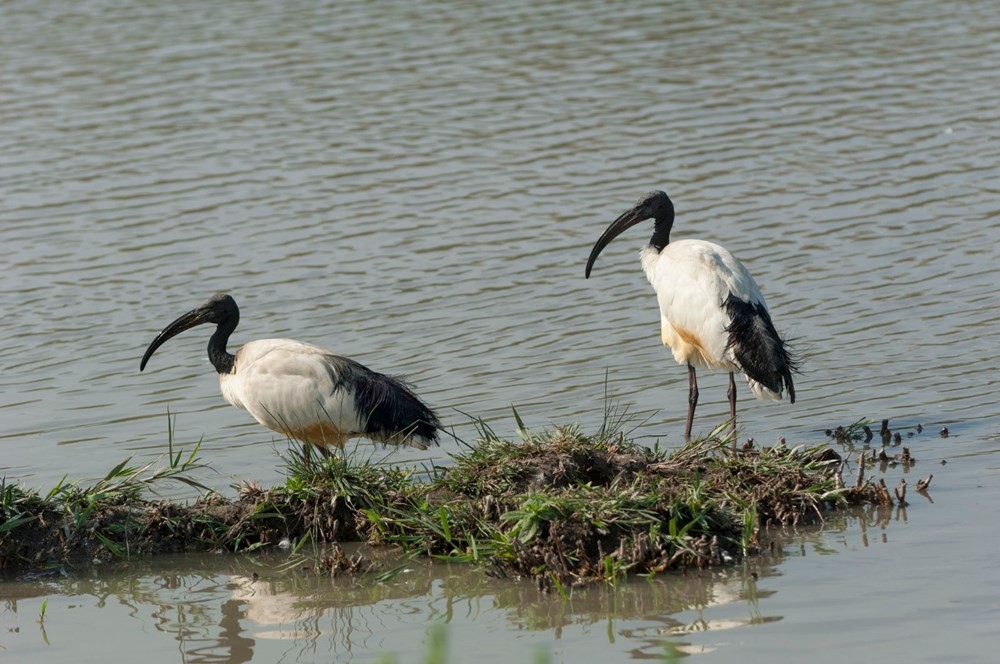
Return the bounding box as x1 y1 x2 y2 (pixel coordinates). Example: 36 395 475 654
585 190 797 440
140 293 440 452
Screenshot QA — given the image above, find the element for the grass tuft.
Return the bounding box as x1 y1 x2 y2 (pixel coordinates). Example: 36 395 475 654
1 408 901 584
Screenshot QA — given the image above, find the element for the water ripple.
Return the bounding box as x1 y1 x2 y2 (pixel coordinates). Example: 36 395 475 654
2 0 998 489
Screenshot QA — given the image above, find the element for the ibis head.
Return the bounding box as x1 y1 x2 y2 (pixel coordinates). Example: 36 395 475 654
585 190 675 278
140 293 240 372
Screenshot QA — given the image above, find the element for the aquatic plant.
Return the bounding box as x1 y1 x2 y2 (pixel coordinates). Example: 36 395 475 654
0 409 922 586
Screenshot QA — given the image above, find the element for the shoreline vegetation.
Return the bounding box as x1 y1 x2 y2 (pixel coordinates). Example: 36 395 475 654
0 410 929 586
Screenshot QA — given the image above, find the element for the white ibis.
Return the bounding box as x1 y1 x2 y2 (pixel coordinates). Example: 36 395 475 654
140 293 440 452
585 191 797 440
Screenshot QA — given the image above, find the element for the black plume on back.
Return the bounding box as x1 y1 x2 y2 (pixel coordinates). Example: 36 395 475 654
724 295 798 402
332 356 441 445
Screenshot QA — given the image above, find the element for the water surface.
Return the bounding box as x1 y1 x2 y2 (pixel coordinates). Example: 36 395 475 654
2 0 998 661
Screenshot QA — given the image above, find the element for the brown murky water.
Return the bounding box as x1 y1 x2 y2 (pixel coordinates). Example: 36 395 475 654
2 0 999 661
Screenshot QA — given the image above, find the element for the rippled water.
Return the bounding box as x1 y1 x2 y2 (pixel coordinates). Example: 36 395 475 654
2 0 999 660
4 478 1000 664
2 0 998 485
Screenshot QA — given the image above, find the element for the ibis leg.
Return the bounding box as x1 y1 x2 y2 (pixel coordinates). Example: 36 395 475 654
685 364 699 441
727 371 737 440
301 443 332 468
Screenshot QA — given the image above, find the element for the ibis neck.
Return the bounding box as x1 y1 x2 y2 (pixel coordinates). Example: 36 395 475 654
208 321 237 375
649 217 672 252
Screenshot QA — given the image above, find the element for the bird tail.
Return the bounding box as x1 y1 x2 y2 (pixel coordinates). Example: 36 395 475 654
724 294 798 403
348 367 441 449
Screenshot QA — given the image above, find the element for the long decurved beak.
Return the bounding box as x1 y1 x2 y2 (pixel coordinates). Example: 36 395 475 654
585 205 648 278
139 306 214 371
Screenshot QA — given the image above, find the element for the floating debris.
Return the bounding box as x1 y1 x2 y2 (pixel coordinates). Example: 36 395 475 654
939 427 950 438
811 448 843 464
874 479 893 506
894 479 908 506
855 452 867 490
319 541 372 576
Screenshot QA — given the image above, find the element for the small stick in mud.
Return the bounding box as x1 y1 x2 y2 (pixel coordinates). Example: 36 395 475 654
875 479 894 506
863 425 873 443
916 475 933 492
855 452 866 490
894 479 907 506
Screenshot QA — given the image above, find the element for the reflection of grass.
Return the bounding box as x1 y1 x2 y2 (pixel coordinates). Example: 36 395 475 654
2 407 887 584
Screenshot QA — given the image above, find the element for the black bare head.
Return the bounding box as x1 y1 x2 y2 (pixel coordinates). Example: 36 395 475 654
140 293 240 374
585 190 675 278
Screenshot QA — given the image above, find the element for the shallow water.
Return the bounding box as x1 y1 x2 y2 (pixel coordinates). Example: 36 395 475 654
3 455 999 664
2 0 999 661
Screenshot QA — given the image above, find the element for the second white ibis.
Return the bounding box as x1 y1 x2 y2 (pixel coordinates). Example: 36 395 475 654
585 190 797 440
140 293 440 451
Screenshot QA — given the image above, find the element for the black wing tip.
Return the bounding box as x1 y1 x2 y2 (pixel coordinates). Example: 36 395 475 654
409 407 443 447
351 367 443 447
724 294 800 398
376 415 441 449
781 363 797 404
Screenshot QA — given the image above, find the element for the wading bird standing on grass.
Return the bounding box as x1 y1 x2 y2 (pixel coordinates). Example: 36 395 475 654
585 190 797 440
140 293 440 453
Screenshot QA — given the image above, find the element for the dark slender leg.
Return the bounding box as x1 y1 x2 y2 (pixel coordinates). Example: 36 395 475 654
302 443 331 469
685 363 699 441
727 371 737 441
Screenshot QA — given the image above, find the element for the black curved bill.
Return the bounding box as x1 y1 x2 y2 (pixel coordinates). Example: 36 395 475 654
139 306 214 371
584 205 647 278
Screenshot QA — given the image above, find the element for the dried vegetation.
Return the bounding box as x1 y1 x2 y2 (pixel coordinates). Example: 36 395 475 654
1 413 931 586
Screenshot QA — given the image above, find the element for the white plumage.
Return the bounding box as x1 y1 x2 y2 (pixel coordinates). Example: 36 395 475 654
219 339 367 447
587 191 796 439
141 294 440 451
